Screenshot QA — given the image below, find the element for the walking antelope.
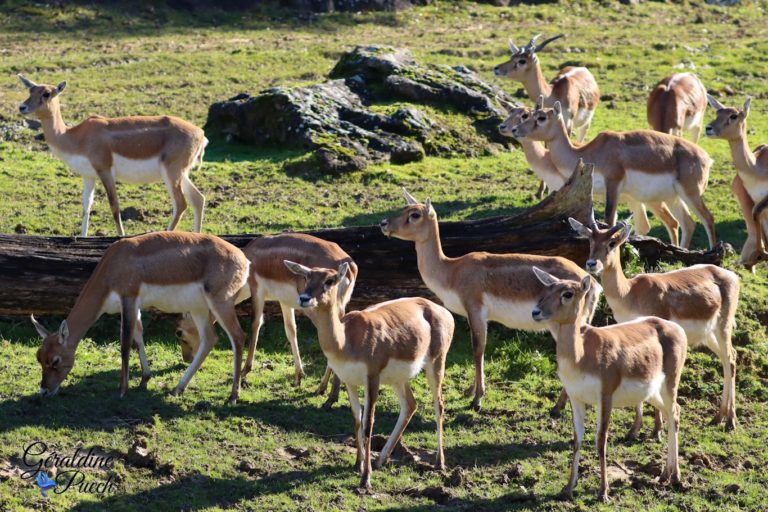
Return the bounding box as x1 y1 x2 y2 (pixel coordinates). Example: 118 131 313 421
499 106 682 241
176 233 358 406
285 261 454 489
706 96 768 268
17 74 207 237
648 73 708 141
31 232 250 404
509 101 717 249
380 190 600 411
531 267 687 502
570 217 740 430
494 34 599 142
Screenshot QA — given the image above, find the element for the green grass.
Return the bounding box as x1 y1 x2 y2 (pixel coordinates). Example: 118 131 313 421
1 0 768 510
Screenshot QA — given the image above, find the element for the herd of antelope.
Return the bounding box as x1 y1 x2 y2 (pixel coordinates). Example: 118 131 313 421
14 32 765 501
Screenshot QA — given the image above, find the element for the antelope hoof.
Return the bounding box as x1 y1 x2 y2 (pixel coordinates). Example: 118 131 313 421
463 383 476 398
139 375 151 391
293 370 305 388
470 398 482 413
226 394 238 406
359 473 372 490
651 428 663 442
708 413 724 426
550 404 563 418
557 486 574 501
170 387 183 397
434 458 445 472
623 429 640 443
315 383 328 396
598 491 610 503
373 456 386 470
725 415 738 431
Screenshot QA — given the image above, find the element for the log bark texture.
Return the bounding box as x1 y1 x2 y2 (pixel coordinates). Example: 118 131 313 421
0 162 728 317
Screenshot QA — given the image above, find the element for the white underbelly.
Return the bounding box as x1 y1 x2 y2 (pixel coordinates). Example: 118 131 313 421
484 295 543 331
684 110 703 131
621 170 678 202
739 174 768 204
670 316 714 347
328 357 368 387
137 283 208 313
260 277 300 306
112 154 163 184
424 279 466 316
380 357 426 385
53 150 98 178
559 361 664 408
572 108 595 129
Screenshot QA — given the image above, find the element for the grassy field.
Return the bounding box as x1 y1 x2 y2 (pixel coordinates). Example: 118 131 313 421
1 0 768 510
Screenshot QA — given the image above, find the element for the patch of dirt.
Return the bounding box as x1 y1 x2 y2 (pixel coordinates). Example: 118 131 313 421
276 446 311 461
404 485 454 505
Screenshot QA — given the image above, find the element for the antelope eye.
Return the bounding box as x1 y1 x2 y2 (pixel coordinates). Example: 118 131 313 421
562 291 574 299
42 92 50 99
729 113 738 120
521 113 529 120
324 279 334 286
409 212 422 220
517 59 526 65
608 241 617 248
537 116 546 122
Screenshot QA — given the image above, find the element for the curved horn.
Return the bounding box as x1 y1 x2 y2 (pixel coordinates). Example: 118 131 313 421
508 39 519 54
525 33 542 52
17 73 37 89
588 209 598 230
535 34 565 53
402 188 419 205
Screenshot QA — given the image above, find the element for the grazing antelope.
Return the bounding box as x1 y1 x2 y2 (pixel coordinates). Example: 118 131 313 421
531 267 687 502
285 260 454 489
494 34 599 142
706 96 768 268
647 73 708 142
380 190 600 411
31 232 250 404
570 217 740 431
509 101 716 249
499 106 682 241
176 233 358 406
17 74 207 237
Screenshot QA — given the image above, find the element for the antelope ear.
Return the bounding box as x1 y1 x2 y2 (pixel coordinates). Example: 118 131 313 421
707 94 724 110
425 198 435 217
55 81 67 95
580 275 592 293
17 73 37 89
532 266 559 287
553 101 563 118
568 217 592 237
618 218 634 242
742 97 751 118
58 320 69 346
337 262 350 282
284 260 312 277
402 188 419 205
30 315 50 338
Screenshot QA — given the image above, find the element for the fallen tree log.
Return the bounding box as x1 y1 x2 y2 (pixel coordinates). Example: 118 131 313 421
0 162 729 317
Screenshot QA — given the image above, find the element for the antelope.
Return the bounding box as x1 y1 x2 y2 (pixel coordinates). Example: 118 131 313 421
17 74 207 237
380 190 600 411
508 101 717 249
531 267 687 502
31 232 250 404
176 233 358 406
647 73 708 142
706 96 768 268
499 106 683 242
494 34 599 143
285 260 454 489
570 216 740 431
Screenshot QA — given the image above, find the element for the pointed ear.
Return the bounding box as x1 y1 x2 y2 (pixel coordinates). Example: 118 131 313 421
425 198 435 217
553 101 562 118
337 262 350 282
57 320 69 346
568 217 592 237
532 266 560 287
580 275 592 293
30 315 50 338
403 188 418 205
742 97 751 118
535 95 544 110
707 94 725 110
284 260 312 277
17 73 37 89
508 39 518 54
55 81 67 95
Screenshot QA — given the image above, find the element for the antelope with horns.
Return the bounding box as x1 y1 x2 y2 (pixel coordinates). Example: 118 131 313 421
31 232 250 404
509 101 717 249
499 106 684 241
285 261 454 489
706 95 768 269
494 34 599 143
570 217 740 431
176 233 358 406
532 267 687 502
647 73 708 142
380 190 601 411
17 74 207 237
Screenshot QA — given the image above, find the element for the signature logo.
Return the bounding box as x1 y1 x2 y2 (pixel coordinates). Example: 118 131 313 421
22 442 119 497
35 471 57 497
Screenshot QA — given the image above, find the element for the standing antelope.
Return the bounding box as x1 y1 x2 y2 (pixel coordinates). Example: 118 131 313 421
380 190 600 411
647 73 708 142
176 233 358 406
17 74 207 237
531 267 687 502
499 106 682 241
31 232 250 404
509 101 717 249
570 217 740 431
285 261 454 489
494 34 599 142
706 96 768 268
